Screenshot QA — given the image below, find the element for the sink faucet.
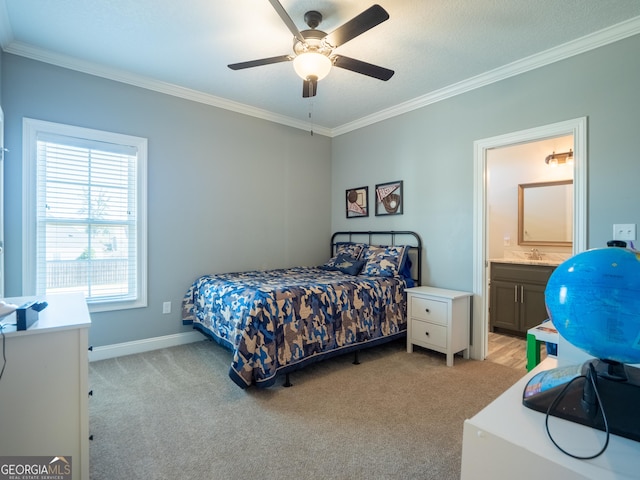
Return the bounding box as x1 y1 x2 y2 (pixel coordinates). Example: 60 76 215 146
528 248 542 260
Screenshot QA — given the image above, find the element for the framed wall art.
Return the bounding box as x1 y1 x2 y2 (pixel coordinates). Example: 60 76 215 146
346 186 369 218
375 181 403 216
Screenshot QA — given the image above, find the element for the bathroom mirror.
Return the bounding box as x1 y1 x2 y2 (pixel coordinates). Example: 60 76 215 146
518 180 573 246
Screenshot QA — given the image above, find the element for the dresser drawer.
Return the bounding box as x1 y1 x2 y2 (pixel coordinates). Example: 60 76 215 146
410 296 448 325
411 320 447 349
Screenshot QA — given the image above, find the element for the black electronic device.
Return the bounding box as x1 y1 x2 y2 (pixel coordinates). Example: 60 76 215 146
523 359 640 443
16 301 48 330
32 301 48 312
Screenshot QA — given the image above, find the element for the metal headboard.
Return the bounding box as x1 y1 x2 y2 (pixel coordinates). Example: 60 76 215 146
330 231 423 286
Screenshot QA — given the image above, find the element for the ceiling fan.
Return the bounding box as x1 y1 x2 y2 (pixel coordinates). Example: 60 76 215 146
228 1 394 98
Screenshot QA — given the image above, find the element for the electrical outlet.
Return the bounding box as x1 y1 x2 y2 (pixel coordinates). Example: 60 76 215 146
503 236 511 246
613 224 637 241
162 301 171 314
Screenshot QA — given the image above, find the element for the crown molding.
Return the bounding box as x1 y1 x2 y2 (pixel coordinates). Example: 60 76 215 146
3 15 640 138
3 41 332 137
332 16 640 136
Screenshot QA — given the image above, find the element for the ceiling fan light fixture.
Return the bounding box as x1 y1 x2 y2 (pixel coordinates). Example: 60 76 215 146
228 3 392 97
293 52 332 81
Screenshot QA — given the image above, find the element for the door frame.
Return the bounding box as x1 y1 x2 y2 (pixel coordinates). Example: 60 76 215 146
471 117 587 360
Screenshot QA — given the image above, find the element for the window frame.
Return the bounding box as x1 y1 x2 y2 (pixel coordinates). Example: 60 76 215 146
22 118 148 313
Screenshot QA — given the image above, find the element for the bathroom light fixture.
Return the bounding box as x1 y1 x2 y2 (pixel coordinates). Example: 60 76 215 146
545 149 573 167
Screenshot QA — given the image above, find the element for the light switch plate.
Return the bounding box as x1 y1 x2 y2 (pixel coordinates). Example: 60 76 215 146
613 224 636 241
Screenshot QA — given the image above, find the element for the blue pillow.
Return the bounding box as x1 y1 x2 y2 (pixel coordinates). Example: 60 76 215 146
400 255 415 287
361 245 408 278
322 253 365 275
323 242 366 270
334 242 366 259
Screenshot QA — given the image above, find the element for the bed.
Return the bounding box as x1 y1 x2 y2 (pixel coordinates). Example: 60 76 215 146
181 231 422 389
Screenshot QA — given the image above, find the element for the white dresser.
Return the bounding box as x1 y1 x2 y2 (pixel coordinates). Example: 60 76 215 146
0 293 91 479
406 286 472 366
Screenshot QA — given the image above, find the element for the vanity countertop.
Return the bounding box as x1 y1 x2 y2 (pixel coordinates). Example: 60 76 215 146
490 258 564 267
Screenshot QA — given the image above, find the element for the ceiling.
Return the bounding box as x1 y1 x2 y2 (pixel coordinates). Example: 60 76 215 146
1 0 640 135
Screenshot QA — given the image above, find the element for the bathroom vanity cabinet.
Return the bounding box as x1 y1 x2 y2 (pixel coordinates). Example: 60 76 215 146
489 261 555 336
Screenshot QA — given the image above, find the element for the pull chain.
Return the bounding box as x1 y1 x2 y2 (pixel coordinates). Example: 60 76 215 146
308 99 314 136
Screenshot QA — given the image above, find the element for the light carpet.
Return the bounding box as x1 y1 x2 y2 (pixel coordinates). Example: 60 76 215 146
89 338 523 479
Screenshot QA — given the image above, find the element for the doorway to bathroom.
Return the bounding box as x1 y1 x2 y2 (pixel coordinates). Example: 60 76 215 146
486 136 574 360
471 117 587 362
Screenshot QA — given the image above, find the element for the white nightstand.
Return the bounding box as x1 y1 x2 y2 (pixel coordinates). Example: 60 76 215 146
406 286 472 366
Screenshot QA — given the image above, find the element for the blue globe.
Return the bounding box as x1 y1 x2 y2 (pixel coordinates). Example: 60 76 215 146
545 246 640 364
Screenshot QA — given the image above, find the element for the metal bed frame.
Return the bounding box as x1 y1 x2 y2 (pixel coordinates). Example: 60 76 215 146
331 230 422 286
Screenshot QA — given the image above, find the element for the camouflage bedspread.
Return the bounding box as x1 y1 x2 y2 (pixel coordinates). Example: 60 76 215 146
182 266 408 388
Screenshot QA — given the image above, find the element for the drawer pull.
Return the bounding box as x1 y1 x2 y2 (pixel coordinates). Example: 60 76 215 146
425 308 430 313
425 331 430 336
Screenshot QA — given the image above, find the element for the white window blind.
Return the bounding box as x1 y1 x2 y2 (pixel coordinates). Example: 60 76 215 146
23 119 147 312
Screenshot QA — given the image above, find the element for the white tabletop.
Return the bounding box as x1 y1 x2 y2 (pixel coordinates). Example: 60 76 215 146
0 292 91 336
466 358 640 479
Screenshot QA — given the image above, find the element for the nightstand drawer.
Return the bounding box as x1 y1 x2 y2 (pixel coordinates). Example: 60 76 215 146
411 320 447 349
410 296 448 325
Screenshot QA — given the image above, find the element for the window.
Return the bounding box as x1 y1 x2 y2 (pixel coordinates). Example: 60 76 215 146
23 118 147 312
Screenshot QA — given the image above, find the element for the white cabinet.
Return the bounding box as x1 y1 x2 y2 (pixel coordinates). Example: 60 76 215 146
406 286 471 366
0 293 91 479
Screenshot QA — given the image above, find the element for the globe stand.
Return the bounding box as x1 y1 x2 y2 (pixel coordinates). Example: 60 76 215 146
523 359 640 442
599 359 628 381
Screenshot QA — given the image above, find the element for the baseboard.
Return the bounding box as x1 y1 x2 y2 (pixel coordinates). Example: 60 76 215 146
89 331 205 362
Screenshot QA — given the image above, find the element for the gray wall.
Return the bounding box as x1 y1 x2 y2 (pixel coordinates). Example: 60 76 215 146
3 33 640 348
331 34 640 292
2 54 332 346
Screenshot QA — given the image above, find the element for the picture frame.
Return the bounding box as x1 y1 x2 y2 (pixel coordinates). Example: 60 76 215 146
375 181 403 216
346 186 369 218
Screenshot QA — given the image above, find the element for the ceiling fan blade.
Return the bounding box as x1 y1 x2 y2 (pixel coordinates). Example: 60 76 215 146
228 55 292 70
324 4 389 48
333 55 394 81
268 0 306 43
302 77 318 98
